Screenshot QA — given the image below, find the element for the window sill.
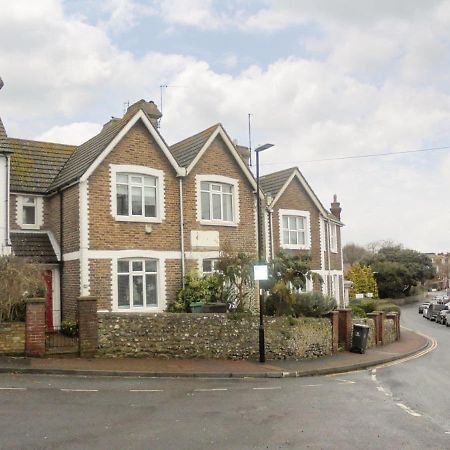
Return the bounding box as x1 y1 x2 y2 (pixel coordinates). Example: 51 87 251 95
113 307 163 313
113 216 162 224
199 220 238 228
280 244 311 251
19 224 41 230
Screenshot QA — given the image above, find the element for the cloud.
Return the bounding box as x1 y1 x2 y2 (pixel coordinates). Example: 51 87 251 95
2 0 450 252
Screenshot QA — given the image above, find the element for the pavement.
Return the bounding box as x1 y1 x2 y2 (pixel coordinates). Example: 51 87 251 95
0 328 429 379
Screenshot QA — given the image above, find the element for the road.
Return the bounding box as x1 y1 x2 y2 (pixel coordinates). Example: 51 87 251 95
0 303 449 450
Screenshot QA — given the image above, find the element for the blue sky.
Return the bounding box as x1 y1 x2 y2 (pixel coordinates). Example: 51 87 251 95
2 0 450 252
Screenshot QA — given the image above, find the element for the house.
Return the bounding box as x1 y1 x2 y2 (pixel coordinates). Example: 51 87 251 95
260 167 345 306
1 97 259 324
0 86 345 326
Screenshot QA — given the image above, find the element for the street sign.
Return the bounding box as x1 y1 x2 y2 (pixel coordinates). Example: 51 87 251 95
254 264 268 281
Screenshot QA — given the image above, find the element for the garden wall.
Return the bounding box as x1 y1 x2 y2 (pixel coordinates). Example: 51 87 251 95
98 313 332 360
0 322 25 354
383 319 397 345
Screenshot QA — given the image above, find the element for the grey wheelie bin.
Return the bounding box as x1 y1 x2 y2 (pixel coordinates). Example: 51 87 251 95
350 324 369 354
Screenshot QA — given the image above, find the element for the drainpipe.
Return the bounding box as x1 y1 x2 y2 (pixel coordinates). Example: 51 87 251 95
178 177 185 285
267 207 273 261
5 153 10 249
326 218 332 296
59 189 64 321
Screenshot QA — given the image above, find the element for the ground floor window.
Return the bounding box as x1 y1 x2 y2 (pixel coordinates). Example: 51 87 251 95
117 259 158 309
202 258 220 274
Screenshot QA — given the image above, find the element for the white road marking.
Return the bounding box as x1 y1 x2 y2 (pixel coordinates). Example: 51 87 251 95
253 387 282 390
396 402 422 417
445 431 450 435
302 384 321 387
129 389 163 392
194 388 228 392
0 387 26 391
60 389 99 392
335 379 356 385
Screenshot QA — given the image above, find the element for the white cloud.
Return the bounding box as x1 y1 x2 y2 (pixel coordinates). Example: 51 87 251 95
35 122 102 145
2 0 450 251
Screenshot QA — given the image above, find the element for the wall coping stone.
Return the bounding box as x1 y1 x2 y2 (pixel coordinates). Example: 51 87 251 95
26 297 46 304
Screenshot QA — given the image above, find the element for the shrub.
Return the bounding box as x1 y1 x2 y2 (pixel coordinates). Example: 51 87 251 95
359 298 378 314
350 305 367 318
61 320 79 337
376 303 401 315
171 272 226 312
0 256 45 322
291 292 337 318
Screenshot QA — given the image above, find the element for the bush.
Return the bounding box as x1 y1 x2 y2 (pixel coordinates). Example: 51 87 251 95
61 320 78 337
0 256 45 322
359 298 378 314
291 292 337 318
350 305 367 318
170 272 226 312
376 303 401 315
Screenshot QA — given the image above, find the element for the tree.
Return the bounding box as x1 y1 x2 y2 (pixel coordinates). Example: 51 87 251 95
362 245 435 298
0 255 45 322
265 251 322 316
345 263 379 299
343 243 368 266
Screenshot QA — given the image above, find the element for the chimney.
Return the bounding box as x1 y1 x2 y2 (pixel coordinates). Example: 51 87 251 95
124 99 162 128
330 194 342 220
235 142 251 166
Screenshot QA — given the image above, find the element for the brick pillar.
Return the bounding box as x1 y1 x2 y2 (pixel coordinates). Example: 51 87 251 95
25 298 46 357
338 309 352 350
78 296 98 357
328 311 339 353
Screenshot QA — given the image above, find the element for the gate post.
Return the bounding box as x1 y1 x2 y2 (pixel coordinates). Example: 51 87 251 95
338 308 353 350
328 310 339 353
78 296 98 357
25 298 46 357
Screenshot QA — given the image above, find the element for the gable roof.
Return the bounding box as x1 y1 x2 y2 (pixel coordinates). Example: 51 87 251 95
0 117 6 142
170 124 219 168
260 167 343 225
9 138 75 194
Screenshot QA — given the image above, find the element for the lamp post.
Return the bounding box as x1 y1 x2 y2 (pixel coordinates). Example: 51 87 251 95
255 143 273 363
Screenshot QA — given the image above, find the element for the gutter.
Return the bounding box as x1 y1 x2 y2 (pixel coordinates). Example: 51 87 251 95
5 153 10 248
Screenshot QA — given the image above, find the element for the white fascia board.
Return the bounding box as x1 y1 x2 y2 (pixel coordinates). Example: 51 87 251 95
185 125 264 202
80 110 184 182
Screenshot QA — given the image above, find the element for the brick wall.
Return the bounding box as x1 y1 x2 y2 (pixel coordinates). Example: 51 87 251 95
62 185 80 253
0 322 25 354
98 313 332 360
88 121 180 252
89 259 112 311
182 135 257 255
272 178 321 269
44 192 61 244
63 259 80 321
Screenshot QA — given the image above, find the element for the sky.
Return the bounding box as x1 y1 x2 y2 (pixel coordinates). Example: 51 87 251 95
1 0 450 253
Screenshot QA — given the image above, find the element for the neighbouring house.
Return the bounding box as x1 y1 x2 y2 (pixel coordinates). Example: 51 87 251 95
0 86 345 326
424 252 449 290
260 167 345 306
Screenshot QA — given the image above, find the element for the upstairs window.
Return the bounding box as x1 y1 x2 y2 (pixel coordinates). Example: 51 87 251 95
17 196 43 229
279 209 310 250
111 165 165 223
200 181 234 222
117 259 158 310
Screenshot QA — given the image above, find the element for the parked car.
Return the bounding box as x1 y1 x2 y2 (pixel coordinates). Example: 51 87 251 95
425 303 447 321
436 309 450 325
423 306 429 318
419 302 431 313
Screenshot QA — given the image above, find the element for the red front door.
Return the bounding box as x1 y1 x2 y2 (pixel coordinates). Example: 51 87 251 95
42 270 53 331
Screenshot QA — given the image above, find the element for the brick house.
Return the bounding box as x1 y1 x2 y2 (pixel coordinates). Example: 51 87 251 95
0 91 345 324
260 167 345 306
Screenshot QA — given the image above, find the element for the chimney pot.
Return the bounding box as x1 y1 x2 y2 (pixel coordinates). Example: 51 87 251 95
330 194 342 220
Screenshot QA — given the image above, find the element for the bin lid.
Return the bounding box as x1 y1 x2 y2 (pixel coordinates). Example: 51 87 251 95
353 324 369 329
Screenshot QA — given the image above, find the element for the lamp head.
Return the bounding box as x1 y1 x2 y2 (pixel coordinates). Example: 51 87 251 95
254 143 274 153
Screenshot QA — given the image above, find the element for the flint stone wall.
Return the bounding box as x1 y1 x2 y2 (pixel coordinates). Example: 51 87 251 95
383 319 397 345
352 318 376 348
98 313 332 360
0 322 25 354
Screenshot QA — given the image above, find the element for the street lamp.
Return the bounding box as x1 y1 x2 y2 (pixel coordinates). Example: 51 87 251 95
255 143 274 363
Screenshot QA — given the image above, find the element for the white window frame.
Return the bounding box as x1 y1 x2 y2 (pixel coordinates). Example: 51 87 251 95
110 164 165 223
201 258 220 274
115 258 160 311
196 174 239 227
330 223 338 253
279 209 311 250
16 195 43 229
